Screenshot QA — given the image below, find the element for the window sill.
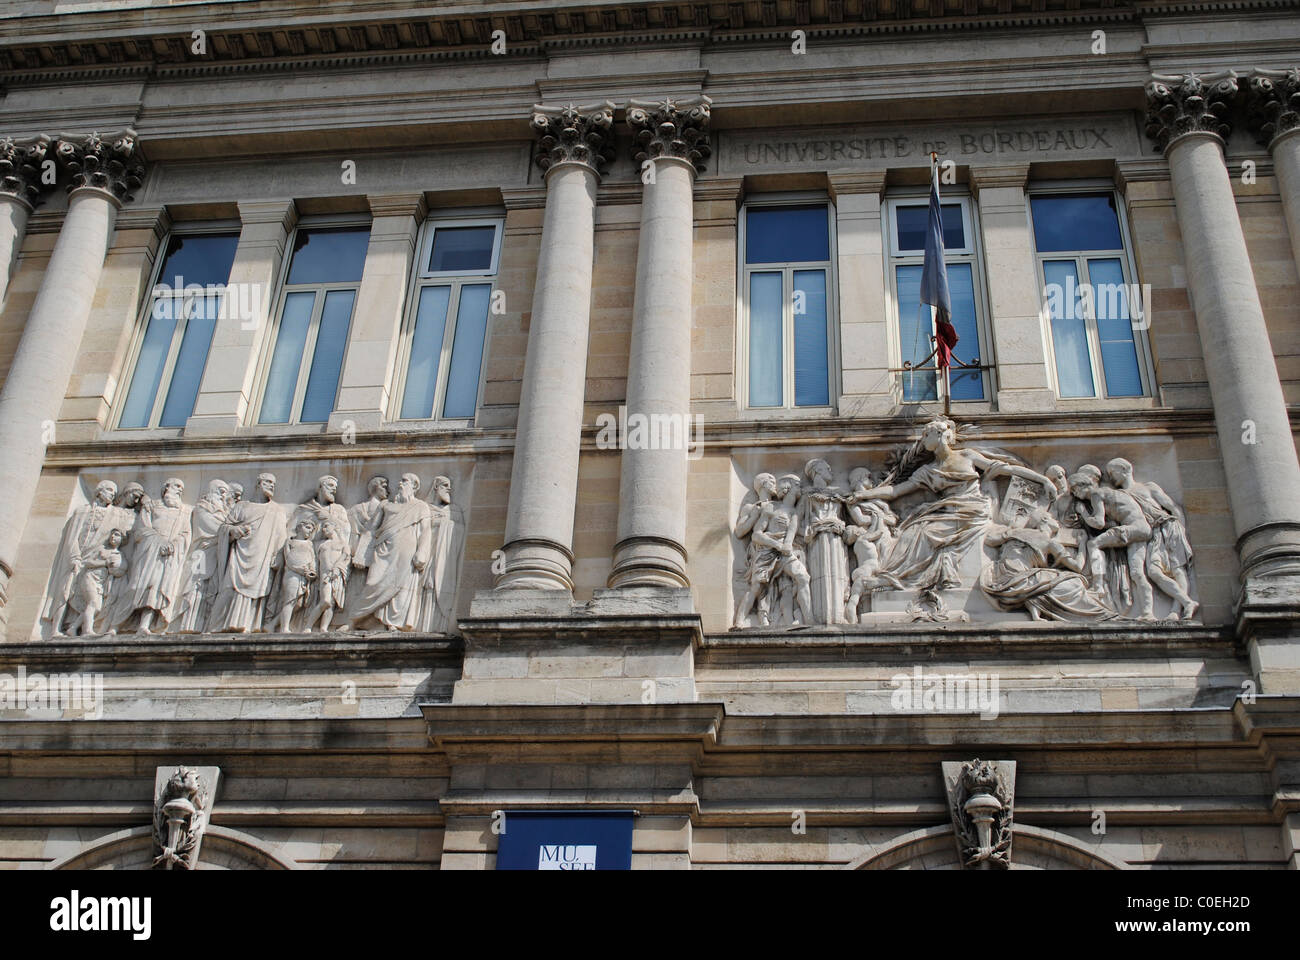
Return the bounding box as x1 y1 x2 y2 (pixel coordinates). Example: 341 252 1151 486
1049 395 1158 412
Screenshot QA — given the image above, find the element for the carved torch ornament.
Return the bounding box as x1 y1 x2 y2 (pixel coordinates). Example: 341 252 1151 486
152 766 208 870
945 758 1015 869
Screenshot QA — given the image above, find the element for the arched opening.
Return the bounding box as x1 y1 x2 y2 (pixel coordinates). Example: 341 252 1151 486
843 823 1128 870
49 825 294 870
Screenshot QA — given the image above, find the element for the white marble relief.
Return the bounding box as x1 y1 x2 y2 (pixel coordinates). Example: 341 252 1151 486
731 417 1198 627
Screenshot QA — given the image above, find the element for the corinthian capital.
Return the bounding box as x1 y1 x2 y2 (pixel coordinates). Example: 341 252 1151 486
53 129 145 201
530 101 616 176
0 135 52 208
626 95 712 173
1246 67 1300 147
1144 71 1239 153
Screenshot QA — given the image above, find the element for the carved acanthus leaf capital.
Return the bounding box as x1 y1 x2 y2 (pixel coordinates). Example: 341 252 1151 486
53 129 145 202
1144 71 1239 153
530 101 616 176
0 135 52 208
627 95 712 173
1246 67 1300 147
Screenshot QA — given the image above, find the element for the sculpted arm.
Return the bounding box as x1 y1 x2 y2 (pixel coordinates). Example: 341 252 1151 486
751 511 783 552
857 477 923 501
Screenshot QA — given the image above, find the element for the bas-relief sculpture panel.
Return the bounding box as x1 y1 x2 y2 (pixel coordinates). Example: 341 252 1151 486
728 418 1199 628
33 460 472 640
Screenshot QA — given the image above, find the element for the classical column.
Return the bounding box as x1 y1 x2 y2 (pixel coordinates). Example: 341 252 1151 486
0 131 144 624
496 101 614 590
1145 73 1300 584
0 135 51 306
607 96 711 590
1247 68 1300 283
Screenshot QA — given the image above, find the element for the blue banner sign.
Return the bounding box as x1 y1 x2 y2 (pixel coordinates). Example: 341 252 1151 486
495 811 635 870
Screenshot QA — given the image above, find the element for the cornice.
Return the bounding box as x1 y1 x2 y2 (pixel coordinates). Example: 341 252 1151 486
0 0 1289 85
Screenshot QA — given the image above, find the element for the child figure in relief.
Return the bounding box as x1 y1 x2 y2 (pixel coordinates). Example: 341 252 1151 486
274 517 318 633
306 519 350 633
67 528 128 637
843 468 898 624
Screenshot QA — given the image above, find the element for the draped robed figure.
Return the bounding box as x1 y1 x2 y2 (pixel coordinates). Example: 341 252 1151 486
349 473 432 632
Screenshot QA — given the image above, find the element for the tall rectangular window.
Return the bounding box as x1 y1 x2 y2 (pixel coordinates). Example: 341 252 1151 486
886 197 988 404
395 217 502 421
257 224 370 424
1030 191 1148 399
740 202 834 409
117 231 240 428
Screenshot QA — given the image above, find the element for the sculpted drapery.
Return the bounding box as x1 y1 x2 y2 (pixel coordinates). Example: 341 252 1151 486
210 474 288 633
731 417 1198 627
349 473 431 632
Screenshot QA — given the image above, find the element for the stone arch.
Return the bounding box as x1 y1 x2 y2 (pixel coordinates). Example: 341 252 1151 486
49 824 294 870
843 823 1129 870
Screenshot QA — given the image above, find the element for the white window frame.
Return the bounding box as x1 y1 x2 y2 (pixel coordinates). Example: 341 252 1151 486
391 215 504 423
1027 183 1153 400
883 192 993 406
251 215 371 426
736 194 840 412
112 222 242 430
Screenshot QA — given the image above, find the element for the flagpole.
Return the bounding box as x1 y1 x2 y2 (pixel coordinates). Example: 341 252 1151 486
929 152 953 417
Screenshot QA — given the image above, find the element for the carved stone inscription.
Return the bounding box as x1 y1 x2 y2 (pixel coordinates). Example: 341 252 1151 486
719 115 1138 173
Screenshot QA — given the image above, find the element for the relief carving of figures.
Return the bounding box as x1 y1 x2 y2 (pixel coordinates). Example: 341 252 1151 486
36 469 464 638
209 473 288 633
732 416 1198 627
109 478 193 635
42 480 124 636
172 479 231 634
858 418 1052 592
308 518 351 632
65 528 128 637
844 468 897 624
733 474 813 629
418 476 465 635
1105 458 1197 620
981 508 1115 622
801 459 851 625
283 475 352 632
348 472 431 632
272 516 319 633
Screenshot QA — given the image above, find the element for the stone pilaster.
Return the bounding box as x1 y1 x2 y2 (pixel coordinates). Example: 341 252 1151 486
1146 72 1300 691
327 192 426 433
608 96 710 591
495 101 614 592
1247 68 1300 286
829 172 893 416
969 164 1057 411
184 199 298 436
0 130 143 632
0 135 52 306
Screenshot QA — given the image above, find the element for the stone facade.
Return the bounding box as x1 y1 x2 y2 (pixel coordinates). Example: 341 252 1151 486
0 0 1298 870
